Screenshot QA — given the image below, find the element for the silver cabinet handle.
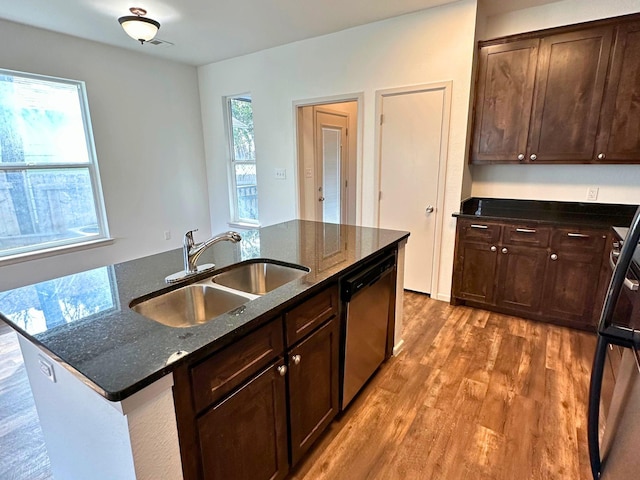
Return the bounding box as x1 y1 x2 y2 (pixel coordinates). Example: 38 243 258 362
568 233 590 238
609 251 640 291
490 246 497 252
277 365 287 376
530 154 537 161
292 354 301 365
597 153 606 160
501 247 508 254
471 224 488 229
516 228 537 233
550 253 558 261
425 205 434 214
517 153 525 161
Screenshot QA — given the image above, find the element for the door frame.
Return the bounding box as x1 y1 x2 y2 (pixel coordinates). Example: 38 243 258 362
374 82 452 300
293 93 364 225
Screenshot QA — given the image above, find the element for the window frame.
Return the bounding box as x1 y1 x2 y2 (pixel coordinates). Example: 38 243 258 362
224 94 259 226
0 68 110 264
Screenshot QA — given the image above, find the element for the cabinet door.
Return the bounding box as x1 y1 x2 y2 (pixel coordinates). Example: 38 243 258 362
471 39 539 163
197 361 288 480
495 245 547 313
528 26 613 162
288 317 340 466
596 21 640 163
542 249 603 327
453 240 499 304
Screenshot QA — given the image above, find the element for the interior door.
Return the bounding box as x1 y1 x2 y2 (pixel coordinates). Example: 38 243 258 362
378 87 446 294
314 109 348 224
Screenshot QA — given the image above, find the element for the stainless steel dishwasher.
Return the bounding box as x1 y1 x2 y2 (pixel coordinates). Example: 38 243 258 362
341 253 395 409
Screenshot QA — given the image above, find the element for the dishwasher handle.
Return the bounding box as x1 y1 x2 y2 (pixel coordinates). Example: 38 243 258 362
342 254 395 302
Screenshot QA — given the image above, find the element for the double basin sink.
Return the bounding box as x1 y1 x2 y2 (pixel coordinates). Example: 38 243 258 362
130 260 309 328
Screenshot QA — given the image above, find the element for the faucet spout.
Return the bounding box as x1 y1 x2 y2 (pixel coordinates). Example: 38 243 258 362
185 230 242 274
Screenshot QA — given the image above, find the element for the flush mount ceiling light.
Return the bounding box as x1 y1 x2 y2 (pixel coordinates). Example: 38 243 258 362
118 7 160 44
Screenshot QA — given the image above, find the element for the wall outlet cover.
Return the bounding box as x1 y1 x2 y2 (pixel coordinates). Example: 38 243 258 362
587 186 599 201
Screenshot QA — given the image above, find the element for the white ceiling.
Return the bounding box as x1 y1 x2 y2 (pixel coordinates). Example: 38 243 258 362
0 0 562 66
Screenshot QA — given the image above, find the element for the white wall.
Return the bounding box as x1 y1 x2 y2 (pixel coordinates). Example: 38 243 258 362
198 0 479 301
471 0 640 205
0 20 210 291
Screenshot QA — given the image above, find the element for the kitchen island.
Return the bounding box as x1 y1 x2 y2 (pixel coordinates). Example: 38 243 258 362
0 220 409 480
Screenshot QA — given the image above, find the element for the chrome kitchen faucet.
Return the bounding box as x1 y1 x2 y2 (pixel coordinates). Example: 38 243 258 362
165 229 242 283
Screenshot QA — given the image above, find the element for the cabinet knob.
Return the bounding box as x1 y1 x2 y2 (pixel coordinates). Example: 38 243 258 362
550 253 558 261
517 153 525 161
490 245 497 252
597 153 606 160
529 154 537 161
292 354 301 365
501 247 508 254
277 365 287 376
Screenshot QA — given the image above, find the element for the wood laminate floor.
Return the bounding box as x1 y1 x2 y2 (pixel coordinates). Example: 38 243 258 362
0 293 596 480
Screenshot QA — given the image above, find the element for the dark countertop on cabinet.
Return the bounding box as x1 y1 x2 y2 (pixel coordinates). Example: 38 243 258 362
453 197 638 228
0 220 409 401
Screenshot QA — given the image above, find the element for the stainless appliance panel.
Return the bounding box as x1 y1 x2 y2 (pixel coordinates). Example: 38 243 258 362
342 270 391 408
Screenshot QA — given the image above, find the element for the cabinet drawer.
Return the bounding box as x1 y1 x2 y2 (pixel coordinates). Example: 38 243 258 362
502 225 550 247
458 220 501 243
551 228 606 251
191 318 284 413
286 284 338 346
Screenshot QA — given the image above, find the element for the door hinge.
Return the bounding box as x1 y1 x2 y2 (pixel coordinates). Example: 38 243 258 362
380 115 384 125
346 128 348 136
345 180 348 188
379 191 382 200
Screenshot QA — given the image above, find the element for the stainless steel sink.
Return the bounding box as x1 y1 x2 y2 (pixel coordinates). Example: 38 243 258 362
212 261 309 295
130 284 251 328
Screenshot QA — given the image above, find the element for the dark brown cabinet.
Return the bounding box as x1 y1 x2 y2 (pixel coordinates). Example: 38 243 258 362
471 39 538 163
452 218 607 330
288 317 340 465
471 14 640 164
596 21 640 162
197 361 288 480
174 283 341 480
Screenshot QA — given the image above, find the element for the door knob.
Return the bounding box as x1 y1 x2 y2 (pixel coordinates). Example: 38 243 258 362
425 205 434 214
318 197 325 202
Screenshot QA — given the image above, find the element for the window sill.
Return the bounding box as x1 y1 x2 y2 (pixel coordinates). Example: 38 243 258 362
228 221 261 230
0 237 115 267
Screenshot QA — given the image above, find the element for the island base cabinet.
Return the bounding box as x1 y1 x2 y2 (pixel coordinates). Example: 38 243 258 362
197 360 289 480
288 317 340 465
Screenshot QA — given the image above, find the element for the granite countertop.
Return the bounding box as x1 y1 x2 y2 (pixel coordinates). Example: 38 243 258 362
454 197 638 228
0 220 409 401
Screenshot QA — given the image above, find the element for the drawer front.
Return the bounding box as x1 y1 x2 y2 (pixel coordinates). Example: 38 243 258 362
551 227 606 251
458 220 501 243
286 285 338 346
502 225 551 247
191 318 284 413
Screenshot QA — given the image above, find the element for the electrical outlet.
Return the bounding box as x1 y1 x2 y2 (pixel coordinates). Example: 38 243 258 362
586 186 599 201
38 355 56 383
275 168 286 180
305 168 313 178
164 230 171 240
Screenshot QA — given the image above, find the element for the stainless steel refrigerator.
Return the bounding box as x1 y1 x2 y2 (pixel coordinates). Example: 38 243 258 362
588 206 640 479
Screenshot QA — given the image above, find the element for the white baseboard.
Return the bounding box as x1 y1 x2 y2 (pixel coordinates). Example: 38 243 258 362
392 338 405 356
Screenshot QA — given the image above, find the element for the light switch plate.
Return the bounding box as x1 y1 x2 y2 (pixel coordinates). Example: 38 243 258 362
305 168 313 178
275 168 286 180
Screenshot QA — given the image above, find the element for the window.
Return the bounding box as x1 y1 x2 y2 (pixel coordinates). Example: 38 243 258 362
0 69 108 260
226 95 258 224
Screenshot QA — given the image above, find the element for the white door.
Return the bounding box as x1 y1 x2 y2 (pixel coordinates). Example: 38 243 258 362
378 86 448 294
315 109 348 224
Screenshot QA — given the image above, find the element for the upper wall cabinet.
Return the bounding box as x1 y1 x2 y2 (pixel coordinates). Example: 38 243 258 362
470 14 640 165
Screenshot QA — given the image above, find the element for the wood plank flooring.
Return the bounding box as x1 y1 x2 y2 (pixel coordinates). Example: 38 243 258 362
289 292 596 480
0 293 596 480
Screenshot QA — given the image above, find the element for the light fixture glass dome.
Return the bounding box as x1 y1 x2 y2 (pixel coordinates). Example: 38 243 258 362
118 8 160 44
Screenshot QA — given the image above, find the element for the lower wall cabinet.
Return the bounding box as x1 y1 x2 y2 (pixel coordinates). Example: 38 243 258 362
452 218 608 330
173 283 340 480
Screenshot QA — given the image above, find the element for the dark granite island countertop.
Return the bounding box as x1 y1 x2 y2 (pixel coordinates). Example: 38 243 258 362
0 220 409 401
